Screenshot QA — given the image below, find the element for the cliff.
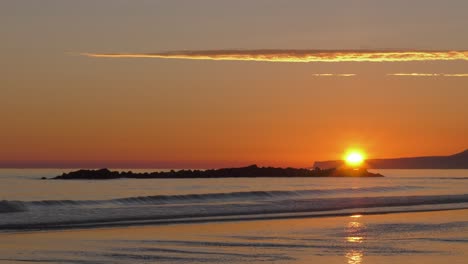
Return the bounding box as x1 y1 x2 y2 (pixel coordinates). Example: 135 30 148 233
313 149 468 169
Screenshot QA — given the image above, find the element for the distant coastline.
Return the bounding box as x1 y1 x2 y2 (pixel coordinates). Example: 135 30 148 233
314 149 468 169
51 165 383 180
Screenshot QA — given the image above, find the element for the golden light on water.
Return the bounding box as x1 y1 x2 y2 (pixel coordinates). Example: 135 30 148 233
347 221 362 228
388 73 468 77
350 214 362 218
347 236 364 243
81 50 468 63
345 216 365 264
311 73 356 77
346 250 363 264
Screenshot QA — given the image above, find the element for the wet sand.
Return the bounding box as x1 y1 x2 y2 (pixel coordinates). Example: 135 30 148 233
1 209 467 264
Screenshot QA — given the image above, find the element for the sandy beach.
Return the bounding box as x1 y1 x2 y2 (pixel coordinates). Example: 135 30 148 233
1 209 467 264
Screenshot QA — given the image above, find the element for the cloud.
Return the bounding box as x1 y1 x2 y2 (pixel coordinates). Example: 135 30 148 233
81 49 468 63
388 73 468 77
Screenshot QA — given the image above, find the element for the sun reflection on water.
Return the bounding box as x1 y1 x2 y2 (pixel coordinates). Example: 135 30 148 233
347 236 363 243
346 250 363 264
350 214 362 218
348 221 362 228
345 215 365 263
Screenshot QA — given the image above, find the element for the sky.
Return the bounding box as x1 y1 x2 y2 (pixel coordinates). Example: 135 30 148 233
1 0 467 168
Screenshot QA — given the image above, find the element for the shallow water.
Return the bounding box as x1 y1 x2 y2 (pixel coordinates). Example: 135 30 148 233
0 169 467 263
0 210 466 264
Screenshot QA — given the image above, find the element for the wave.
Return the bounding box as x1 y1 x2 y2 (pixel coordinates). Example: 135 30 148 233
1 193 468 231
1 204 467 232
113 186 421 205
2 185 422 211
0 201 27 213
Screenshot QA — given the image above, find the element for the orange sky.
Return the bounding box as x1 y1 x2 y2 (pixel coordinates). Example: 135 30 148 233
1 1 467 168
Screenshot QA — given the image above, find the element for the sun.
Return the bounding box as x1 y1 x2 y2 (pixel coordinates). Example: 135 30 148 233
344 151 365 167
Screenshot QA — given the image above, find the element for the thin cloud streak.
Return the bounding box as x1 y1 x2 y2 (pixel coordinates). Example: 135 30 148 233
388 73 468 77
81 49 468 63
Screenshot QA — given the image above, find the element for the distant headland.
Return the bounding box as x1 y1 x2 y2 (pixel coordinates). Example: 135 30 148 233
51 165 383 180
314 149 468 169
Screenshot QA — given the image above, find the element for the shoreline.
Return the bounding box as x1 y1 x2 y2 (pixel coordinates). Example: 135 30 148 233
1 208 466 264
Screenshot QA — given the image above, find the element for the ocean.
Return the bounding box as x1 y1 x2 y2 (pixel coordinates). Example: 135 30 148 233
0 169 467 263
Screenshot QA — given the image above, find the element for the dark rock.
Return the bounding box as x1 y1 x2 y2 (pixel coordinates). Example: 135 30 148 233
52 165 383 180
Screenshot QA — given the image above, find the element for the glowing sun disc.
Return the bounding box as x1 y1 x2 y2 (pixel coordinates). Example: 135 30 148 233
345 151 365 166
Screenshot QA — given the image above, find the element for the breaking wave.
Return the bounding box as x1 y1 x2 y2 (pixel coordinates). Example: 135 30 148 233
3 185 421 210
0 201 27 213
1 185 467 231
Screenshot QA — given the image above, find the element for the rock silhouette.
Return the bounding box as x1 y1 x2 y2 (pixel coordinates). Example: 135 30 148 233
53 165 383 180
314 149 468 169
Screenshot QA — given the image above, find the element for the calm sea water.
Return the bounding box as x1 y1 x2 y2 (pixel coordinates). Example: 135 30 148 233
0 169 467 263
